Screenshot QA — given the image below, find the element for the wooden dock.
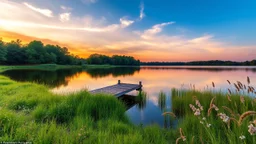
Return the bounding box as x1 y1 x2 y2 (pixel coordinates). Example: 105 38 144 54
90 80 142 97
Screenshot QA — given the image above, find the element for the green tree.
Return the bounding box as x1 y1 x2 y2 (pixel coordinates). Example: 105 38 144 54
0 39 7 63
5 40 27 65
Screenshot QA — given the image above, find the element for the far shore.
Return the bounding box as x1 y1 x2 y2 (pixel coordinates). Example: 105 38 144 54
0 64 140 73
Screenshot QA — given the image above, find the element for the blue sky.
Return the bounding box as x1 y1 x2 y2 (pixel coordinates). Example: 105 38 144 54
0 0 255 61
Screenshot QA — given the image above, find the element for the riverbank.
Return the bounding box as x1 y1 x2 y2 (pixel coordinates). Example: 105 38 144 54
0 75 255 143
0 64 137 73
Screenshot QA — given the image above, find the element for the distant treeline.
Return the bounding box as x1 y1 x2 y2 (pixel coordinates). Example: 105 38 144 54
141 60 256 66
87 54 140 65
0 39 140 65
0 39 85 65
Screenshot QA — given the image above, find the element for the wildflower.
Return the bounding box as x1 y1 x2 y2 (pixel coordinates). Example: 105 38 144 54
182 137 186 141
218 113 230 123
194 109 201 116
248 124 256 135
207 123 211 127
200 121 204 124
196 100 203 110
212 104 219 111
202 117 206 120
239 135 246 140
189 104 197 112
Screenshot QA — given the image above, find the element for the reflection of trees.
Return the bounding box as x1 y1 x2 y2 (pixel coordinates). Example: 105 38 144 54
2 68 83 88
85 67 140 78
135 91 147 110
158 91 166 111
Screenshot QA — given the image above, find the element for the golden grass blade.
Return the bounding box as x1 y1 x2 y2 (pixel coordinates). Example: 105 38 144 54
162 112 176 118
238 111 256 125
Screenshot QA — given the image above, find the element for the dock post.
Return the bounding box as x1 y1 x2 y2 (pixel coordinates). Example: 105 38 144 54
118 80 121 84
139 81 142 86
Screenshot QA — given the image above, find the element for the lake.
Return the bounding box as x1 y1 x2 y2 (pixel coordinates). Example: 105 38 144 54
1 66 256 128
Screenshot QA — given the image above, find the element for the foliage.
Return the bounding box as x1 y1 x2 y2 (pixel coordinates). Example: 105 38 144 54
0 39 85 65
142 60 256 66
87 54 140 65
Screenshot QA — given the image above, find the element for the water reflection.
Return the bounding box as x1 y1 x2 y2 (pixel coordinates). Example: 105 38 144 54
86 67 140 78
158 91 166 111
1 69 83 87
1 66 256 128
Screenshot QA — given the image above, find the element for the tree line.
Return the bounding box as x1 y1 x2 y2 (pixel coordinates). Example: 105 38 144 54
0 39 140 66
0 39 85 65
86 54 140 65
141 60 256 66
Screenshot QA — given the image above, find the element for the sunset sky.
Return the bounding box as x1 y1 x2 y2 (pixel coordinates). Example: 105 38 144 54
0 0 255 62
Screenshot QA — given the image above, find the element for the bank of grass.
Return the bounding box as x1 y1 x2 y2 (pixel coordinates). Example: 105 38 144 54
1 75 256 143
0 64 83 73
0 64 138 73
0 75 176 143
171 85 256 143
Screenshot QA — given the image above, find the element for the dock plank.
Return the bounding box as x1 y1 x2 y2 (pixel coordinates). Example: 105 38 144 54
90 82 142 97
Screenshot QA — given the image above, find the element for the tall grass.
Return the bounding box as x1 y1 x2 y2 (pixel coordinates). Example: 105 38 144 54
1 75 256 143
171 78 256 144
0 75 177 143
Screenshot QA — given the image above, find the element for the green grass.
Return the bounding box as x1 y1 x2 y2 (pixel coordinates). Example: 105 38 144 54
0 75 175 143
171 88 256 144
0 64 139 73
0 75 255 143
0 64 83 73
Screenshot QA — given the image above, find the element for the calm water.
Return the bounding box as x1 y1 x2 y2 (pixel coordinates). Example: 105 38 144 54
1 66 256 127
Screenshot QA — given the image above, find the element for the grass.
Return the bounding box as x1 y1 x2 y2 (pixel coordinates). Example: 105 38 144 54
0 75 256 143
0 75 175 143
0 64 83 73
171 80 256 144
0 64 139 73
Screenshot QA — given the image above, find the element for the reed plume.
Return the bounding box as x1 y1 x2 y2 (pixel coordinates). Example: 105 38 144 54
228 89 232 95
238 111 256 125
234 83 240 92
176 128 186 144
247 76 250 85
162 112 176 118
227 94 232 102
212 82 215 88
227 80 231 85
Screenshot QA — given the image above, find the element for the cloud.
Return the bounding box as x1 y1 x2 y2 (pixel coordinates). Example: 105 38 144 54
60 6 72 11
59 13 71 22
139 2 145 20
0 0 255 62
141 22 175 39
120 18 134 28
81 0 97 4
24 2 53 17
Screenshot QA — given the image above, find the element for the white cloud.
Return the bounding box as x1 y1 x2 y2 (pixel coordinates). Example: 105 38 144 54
120 18 134 28
24 2 53 17
59 13 71 22
141 22 175 39
139 2 145 20
0 0 254 61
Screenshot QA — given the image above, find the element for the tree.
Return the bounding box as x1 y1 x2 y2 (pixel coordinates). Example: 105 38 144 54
26 40 47 64
0 39 7 63
5 40 27 65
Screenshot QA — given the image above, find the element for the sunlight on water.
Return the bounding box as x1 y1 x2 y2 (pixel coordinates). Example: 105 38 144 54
2 66 256 127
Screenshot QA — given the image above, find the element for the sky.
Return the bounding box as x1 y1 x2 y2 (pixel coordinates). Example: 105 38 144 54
0 0 255 62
